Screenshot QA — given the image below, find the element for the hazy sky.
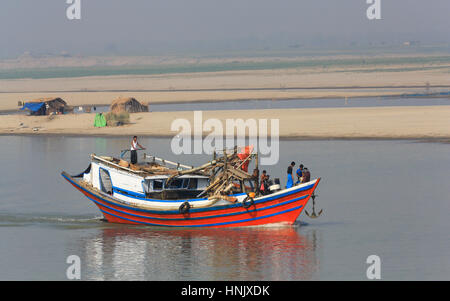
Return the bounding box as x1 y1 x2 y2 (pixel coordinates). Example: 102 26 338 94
0 0 449 58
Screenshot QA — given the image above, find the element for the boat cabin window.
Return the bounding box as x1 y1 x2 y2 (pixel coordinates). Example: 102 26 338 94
187 178 198 189
168 178 183 189
153 180 164 191
182 179 189 189
144 177 202 192
166 178 198 190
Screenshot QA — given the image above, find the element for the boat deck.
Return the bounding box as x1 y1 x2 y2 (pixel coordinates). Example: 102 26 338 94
92 154 206 177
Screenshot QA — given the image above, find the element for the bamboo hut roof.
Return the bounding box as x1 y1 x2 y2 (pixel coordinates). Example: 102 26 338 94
111 97 144 106
27 97 67 105
110 97 148 113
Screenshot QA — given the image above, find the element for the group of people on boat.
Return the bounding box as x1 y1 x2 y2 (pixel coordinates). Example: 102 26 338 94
286 161 311 189
129 136 310 196
258 161 311 194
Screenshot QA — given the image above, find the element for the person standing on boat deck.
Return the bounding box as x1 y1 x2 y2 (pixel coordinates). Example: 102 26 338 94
296 164 304 184
130 136 145 165
260 170 269 194
286 162 295 189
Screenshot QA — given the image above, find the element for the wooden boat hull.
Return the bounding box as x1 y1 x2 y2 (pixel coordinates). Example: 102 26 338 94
62 172 320 228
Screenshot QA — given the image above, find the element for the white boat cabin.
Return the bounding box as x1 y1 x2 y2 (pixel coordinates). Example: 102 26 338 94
82 156 209 202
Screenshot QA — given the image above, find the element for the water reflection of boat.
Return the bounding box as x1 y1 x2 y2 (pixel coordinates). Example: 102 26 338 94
62 148 320 228
81 226 319 280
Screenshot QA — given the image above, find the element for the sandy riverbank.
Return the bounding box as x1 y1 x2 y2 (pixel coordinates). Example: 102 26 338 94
1 53 449 140
1 53 449 111
1 106 449 140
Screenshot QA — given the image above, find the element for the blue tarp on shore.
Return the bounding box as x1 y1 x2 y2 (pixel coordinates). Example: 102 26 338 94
21 102 45 112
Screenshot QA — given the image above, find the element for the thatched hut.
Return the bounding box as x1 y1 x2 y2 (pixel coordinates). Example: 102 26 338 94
21 97 67 116
110 97 148 114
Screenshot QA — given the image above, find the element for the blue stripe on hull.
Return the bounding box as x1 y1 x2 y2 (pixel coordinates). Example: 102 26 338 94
86 193 308 222
112 186 246 202
99 205 304 228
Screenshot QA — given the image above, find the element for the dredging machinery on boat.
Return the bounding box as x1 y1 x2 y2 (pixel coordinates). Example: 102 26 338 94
61 146 321 228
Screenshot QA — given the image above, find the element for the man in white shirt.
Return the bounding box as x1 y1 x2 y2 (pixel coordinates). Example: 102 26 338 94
130 136 145 164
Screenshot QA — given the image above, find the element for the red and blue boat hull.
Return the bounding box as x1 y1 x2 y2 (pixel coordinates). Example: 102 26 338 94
62 172 320 228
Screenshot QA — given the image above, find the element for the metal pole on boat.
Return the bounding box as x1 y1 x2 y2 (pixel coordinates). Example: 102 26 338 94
255 153 259 194
224 149 228 170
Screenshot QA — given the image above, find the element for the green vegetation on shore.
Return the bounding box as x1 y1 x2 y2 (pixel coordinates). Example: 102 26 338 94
1 55 449 80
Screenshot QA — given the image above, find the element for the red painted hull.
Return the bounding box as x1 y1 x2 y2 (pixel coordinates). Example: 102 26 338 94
62 172 320 228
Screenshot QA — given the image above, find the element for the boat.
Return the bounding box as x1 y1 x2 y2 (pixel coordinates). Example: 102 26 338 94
61 146 321 228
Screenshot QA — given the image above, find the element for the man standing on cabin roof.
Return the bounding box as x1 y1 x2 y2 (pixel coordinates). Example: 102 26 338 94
130 136 145 165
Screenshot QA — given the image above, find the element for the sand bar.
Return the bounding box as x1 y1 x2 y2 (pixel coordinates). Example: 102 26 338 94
1 55 449 111
1 106 449 140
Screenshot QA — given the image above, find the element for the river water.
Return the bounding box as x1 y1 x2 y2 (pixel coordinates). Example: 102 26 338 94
148 97 450 112
0 136 449 280
2 96 449 116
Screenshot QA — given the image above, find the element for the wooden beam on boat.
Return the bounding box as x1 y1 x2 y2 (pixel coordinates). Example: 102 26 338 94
143 154 194 170
227 166 252 180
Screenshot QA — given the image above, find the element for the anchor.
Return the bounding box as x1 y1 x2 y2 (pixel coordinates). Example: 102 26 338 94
305 193 323 218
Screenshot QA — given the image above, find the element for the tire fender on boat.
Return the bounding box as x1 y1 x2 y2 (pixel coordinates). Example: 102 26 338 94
179 201 191 214
242 195 255 209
